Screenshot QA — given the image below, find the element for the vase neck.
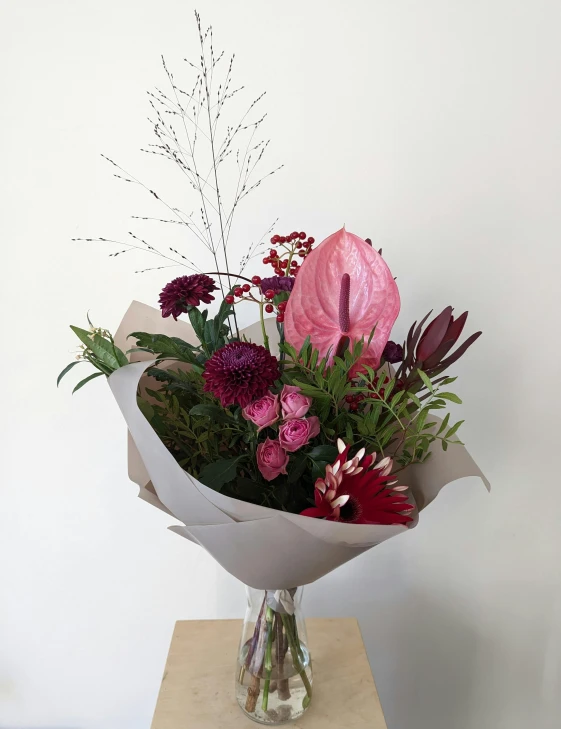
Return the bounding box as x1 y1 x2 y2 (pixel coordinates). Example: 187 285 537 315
245 586 303 616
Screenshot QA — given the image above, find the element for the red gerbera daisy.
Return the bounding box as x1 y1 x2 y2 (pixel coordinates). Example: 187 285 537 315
203 341 280 408
300 439 414 525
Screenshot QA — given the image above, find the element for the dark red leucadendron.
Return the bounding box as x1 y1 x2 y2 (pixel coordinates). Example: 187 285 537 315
396 306 482 389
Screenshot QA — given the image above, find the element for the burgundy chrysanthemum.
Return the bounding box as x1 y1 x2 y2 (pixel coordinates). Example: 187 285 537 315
159 274 218 320
203 342 280 408
260 276 294 295
382 340 404 364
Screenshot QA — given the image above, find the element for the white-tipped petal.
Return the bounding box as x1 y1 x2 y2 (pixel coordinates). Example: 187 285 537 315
351 466 363 476
332 460 341 475
326 489 337 502
337 438 346 454
355 447 366 463
393 485 408 492
380 463 393 477
316 479 326 494
331 494 350 508
377 456 391 471
342 461 353 472
325 464 333 475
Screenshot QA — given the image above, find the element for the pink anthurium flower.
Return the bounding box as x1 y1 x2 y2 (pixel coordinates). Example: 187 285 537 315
284 228 400 370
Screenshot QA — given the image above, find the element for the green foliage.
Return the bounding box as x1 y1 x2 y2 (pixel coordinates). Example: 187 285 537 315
279 335 465 473
61 305 469 513
199 456 245 491
58 322 128 392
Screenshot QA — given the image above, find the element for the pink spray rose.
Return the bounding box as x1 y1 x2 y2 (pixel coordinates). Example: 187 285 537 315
278 417 320 453
256 438 289 481
242 392 280 431
280 384 312 420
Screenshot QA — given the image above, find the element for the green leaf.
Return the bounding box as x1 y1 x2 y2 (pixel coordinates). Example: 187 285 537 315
70 326 120 370
307 445 338 463
287 452 308 484
189 404 235 424
137 398 155 421
72 371 104 393
407 392 422 409
438 392 463 405
199 456 244 491
437 412 451 435
445 420 465 438
310 460 328 481
92 333 128 368
57 360 84 386
129 332 199 364
416 407 429 433
442 440 448 452
417 369 434 393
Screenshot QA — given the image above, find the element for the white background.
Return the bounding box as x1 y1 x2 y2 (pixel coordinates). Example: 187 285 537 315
1 1 560 727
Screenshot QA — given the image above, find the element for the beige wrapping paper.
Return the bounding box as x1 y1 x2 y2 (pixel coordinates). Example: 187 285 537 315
110 301 489 588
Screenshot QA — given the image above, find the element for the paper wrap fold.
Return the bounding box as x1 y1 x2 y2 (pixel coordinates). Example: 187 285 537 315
110 301 489 589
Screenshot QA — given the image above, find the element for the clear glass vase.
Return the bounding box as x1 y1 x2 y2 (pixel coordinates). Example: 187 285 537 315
235 587 313 725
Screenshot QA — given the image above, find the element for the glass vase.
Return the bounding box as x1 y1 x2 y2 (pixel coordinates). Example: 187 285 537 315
235 587 313 725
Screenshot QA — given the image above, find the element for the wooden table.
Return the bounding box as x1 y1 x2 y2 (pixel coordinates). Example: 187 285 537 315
151 618 387 729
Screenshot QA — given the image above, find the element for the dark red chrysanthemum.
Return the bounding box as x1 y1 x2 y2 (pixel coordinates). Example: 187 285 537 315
260 276 294 295
382 340 404 364
203 342 280 408
159 274 218 320
301 440 414 525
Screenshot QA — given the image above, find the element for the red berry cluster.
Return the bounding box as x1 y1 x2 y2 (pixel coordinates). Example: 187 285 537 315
263 230 315 277
344 375 392 410
224 276 262 306
264 295 287 323
224 275 287 323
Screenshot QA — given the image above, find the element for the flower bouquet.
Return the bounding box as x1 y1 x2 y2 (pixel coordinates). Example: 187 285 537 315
61 14 488 725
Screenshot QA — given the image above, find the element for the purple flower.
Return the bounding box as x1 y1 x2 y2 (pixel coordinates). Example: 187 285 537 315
159 274 218 320
260 276 294 295
382 341 404 364
203 342 280 408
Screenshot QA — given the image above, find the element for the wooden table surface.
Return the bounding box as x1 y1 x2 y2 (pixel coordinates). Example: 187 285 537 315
151 617 387 729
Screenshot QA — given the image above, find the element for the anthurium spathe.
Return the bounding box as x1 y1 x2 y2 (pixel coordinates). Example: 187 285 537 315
284 228 400 369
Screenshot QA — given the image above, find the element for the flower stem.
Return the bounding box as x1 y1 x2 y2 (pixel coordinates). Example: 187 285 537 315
259 299 270 351
281 614 312 702
261 607 274 711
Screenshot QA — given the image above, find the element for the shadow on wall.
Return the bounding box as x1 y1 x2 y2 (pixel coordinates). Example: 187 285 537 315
304 553 482 729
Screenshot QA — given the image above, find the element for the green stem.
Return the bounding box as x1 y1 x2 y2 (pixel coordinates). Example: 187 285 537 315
259 299 270 351
261 607 274 711
281 614 312 701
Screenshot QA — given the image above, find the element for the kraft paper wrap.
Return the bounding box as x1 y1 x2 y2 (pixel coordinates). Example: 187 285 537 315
110 301 489 589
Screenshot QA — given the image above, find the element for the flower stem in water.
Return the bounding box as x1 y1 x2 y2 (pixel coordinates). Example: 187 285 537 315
261 607 274 711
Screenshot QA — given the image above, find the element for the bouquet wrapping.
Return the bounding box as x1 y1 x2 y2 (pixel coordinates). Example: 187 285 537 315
110 300 489 590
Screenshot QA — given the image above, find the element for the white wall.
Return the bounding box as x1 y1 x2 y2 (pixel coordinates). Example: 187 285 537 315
1 1 560 727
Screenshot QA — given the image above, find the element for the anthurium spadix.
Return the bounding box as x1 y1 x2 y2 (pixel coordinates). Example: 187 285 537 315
284 228 400 369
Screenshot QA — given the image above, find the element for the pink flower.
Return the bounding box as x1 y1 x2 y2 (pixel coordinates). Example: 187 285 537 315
278 417 320 453
284 228 400 371
242 392 280 431
256 438 289 481
280 385 312 420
